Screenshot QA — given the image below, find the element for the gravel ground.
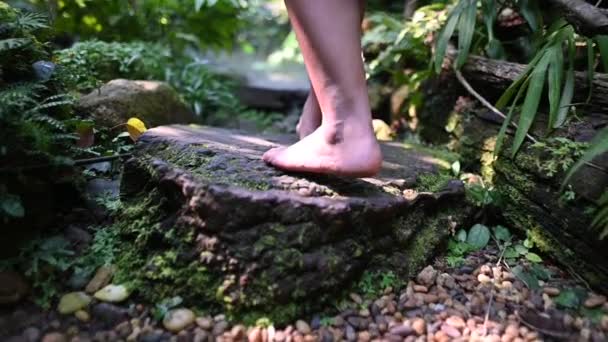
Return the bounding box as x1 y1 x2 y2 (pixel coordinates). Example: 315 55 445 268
1 239 607 342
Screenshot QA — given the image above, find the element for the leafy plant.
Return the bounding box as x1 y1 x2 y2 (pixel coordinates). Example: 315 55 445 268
356 270 399 298
531 137 588 178
153 296 184 321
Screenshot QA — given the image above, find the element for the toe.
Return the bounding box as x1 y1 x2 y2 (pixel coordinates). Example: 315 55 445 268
262 147 283 164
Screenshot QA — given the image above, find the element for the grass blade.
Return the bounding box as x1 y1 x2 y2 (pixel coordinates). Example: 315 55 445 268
518 0 541 32
586 38 594 103
495 77 531 156
563 126 608 187
511 52 551 157
596 35 608 72
547 46 563 129
455 0 477 69
554 37 575 128
434 6 461 73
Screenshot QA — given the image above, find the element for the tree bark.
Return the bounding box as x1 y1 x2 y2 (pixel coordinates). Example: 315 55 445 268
548 0 608 36
460 54 608 115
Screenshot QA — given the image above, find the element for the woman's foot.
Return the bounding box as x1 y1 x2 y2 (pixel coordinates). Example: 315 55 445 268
295 92 322 139
263 116 382 177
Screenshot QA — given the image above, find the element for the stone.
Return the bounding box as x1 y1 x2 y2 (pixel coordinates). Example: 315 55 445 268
436 273 456 289
196 316 214 330
413 285 428 293
41 332 67 342
357 331 371 342
91 303 129 327
75 310 90 322
416 266 438 286
542 287 560 296
117 125 472 315
389 325 414 337
0 271 28 305
115 321 133 337
350 293 363 304
57 292 92 314
248 327 263 342
440 324 461 338
85 266 115 294
345 325 356 341
296 320 311 335
94 284 130 303
212 321 229 335
163 308 195 333
584 294 607 308
22 326 41 342
445 316 465 329
412 318 425 335
76 79 196 128
477 274 492 284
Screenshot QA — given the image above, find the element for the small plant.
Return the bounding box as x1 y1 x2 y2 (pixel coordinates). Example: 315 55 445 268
356 270 399 298
153 296 184 321
531 137 588 178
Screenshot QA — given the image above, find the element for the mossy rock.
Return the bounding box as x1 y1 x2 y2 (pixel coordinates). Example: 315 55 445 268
115 125 474 322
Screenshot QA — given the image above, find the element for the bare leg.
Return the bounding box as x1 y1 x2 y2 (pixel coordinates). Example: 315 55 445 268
263 0 382 177
295 0 366 140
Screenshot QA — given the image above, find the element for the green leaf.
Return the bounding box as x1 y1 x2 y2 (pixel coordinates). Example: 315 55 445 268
467 224 491 250
512 265 540 289
511 51 551 157
195 0 204 11
495 76 531 155
455 0 477 69
596 35 608 72
518 0 541 32
525 252 542 263
554 37 576 128
456 229 468 242
529 263 552 280
493 225 511 242
503 247 519 259
547 46 563 129
434 6 461 73
1 193 24 218
586 38 595 103
563 126 608 187
554 288 585 309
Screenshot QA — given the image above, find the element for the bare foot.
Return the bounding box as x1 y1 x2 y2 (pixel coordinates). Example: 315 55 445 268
295 92 321 139
263 120 382 177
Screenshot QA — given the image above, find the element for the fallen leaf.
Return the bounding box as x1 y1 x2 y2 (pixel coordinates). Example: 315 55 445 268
126 117 147 142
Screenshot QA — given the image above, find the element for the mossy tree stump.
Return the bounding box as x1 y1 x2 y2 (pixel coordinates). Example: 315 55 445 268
116 125 473 321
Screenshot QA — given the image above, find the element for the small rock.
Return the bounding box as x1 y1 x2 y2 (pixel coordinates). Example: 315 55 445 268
412 318 425 335
248 327 263 342
333 316 345 327
601 315 608 332
212 321 229 336
75 310 90 322
94 284 130 303
440 324 461 338
58 292 92 314
349 293 363 305
417 266 437 286
92 303 129 327
357 331 371 342
345 325 356 341
436 273 456 289
389 325 414 337
274 330 286 342
22 327 41 342
163 308 195 333
542 287 560 296
584 295 607 308
477 274 492 284
296 320 311 334
413 285 428 293
231 324 246 340
445 316 465 329
196 316 214 330
115 321 133 337
41 332 67 342
85 266 115 294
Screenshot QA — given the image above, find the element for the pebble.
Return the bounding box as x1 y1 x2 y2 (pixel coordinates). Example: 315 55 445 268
93 284 129 304
345 325 356 341
57 292 91 314
445 315 465 328
413 285 428 293
477 274 492 284
196 316 214 330
296 320 311 334
41 332 67 342
357 331 371 342
163 308 195 333
585 295 607 308
92 303 129 326
389 325 414 337
22 326 41 342
542 287 560 296
85 266 115 294
417 266 437 286
115 321 132 337
441 323 461 338
412 318 426 335
212 320 229 335
74 310 90 322
349 293 363 305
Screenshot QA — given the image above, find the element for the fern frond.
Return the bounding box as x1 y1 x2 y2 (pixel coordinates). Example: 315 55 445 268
0 38 30 52
50 133 78 142
15 12 48 32
28 114 67 131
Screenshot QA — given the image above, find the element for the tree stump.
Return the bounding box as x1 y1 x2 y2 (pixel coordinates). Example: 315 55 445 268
115 125 473 321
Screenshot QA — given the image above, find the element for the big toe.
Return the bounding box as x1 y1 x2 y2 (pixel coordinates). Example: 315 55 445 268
262 147 284 164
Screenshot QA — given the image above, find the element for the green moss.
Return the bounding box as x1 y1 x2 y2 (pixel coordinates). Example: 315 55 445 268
402 140 459 170
414 171 453 192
